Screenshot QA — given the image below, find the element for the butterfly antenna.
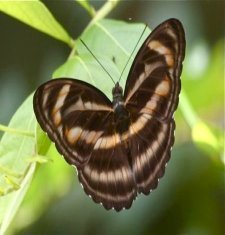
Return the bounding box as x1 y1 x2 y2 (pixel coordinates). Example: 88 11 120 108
80 39 116 85
118 24 148 84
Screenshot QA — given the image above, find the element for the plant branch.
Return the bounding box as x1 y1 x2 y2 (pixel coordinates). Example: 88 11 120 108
88 0 120 27
75 0 96 17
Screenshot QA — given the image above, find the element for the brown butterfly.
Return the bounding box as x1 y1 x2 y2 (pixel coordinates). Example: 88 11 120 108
33 18 185 211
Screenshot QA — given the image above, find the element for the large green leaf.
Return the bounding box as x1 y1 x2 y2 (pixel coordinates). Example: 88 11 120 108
0 0 74 47
54 19 149 95
0 19 149 233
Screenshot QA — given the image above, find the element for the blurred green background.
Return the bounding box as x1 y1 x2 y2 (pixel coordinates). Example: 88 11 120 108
0 1 224 235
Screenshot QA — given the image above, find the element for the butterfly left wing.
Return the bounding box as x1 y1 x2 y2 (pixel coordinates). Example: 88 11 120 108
34 78 137 211
123 19 185 194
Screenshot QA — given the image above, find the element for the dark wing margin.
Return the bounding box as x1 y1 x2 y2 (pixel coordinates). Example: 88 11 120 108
124 18 185 121
33 78 113 167
123 19 185 195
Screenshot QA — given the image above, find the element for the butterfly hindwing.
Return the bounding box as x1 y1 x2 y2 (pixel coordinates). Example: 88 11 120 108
78 142 137 211
128 114 175 194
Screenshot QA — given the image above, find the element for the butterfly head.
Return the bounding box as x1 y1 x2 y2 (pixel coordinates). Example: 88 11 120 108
112 82 123 97
112 82 124 107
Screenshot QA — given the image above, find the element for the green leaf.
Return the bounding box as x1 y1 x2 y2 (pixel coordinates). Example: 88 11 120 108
11 18 147 230
54 53 119 99
0 95 37 234
1 19 150 233
55 19 149 96
35 124 51 156
0 164 36 234
0 0 74 47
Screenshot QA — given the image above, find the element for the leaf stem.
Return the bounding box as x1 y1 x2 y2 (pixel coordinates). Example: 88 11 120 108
87 0 120 27
0 124 34 137
75 0 96 17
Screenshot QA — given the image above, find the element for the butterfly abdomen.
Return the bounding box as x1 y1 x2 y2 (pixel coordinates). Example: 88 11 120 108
112 82 130 135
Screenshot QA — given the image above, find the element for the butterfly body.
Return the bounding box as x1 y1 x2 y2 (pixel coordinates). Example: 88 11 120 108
112 83 130 136
33 18 185 211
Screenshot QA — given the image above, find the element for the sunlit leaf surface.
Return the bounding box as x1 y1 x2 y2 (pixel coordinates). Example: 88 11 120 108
0 0 73 47
0 95 36 234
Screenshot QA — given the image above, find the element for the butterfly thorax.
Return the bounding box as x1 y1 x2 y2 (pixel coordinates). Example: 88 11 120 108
112 82 130 135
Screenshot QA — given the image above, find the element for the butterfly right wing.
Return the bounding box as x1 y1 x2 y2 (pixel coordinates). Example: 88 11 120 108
123 19 185 195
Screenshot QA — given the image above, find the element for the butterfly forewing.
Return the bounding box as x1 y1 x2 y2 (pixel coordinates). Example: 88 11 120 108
34 78 114 166
124 19 185 120
33 18 185 211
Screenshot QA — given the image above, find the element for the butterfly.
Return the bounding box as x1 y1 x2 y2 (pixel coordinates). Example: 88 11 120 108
33 18 185 211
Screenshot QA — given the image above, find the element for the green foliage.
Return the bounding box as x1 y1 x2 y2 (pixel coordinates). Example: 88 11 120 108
54 19 149 98
0 0 74 47
0 1 224 235
0 96 36 234
179 39 224 157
